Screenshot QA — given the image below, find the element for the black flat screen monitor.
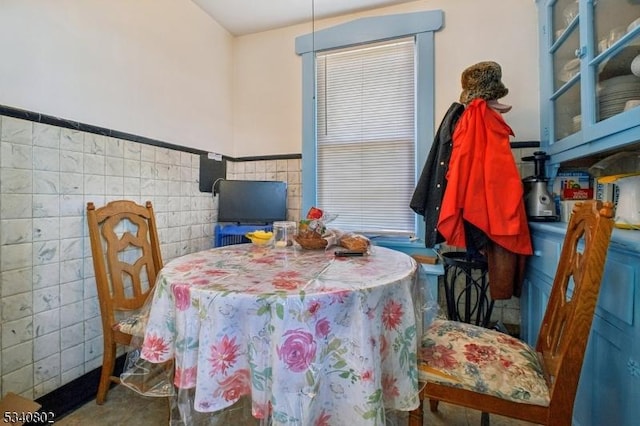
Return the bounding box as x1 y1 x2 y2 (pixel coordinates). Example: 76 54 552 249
217 180 287 224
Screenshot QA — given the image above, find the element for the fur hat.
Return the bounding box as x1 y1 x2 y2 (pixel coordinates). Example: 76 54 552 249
459 61 509 104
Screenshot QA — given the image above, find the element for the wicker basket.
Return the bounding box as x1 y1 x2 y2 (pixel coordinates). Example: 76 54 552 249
294 232 328 250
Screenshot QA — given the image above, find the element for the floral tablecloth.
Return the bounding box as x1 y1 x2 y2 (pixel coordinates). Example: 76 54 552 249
139 244 419 425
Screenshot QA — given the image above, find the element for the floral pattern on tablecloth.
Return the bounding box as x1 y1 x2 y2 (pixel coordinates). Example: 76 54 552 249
140 245 419 425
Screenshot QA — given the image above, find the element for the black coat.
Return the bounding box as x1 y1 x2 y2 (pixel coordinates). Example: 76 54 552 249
410 102 465 248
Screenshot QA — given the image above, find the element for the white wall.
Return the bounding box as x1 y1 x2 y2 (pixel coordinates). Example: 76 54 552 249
232 0 540 157
0 0 540 158
0 0 234 153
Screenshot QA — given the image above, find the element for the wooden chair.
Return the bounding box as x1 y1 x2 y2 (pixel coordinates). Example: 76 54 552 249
409 200 614 426
87 200 163 404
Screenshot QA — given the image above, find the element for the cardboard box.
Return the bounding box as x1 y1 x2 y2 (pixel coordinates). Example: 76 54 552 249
553 170 592 199
0 393 42 426
562 187 594 200
594 181 620 207
595 181 615 202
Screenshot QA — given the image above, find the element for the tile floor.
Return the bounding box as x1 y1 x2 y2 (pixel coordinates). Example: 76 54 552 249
56 384 539 426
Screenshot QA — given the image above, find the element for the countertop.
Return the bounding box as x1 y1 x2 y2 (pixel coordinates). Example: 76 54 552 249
529 221 640 253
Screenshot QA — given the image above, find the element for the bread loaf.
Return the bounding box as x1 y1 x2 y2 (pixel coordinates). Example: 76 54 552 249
339 234 370 252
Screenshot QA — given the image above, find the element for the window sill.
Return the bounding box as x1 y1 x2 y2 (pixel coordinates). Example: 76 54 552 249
371 236 435 255
372 236 444 275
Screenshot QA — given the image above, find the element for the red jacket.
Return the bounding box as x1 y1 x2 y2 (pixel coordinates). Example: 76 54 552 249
437 99 532 256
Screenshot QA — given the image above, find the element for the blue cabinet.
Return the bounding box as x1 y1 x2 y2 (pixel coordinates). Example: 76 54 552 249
537 0 640 165
522 223 640 425
529 3 640 422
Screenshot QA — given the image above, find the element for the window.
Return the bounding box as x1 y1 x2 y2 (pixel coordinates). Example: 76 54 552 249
295 10 443 239
316 39 415 234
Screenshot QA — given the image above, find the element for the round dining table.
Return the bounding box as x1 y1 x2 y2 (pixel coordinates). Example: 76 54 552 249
135 243 420 425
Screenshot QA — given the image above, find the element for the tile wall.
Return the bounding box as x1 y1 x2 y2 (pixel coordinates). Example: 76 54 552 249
0 114 219 399
224 158 302 223
0 113 305 401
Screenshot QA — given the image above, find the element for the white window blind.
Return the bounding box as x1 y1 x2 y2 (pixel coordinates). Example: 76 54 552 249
316 38 416 235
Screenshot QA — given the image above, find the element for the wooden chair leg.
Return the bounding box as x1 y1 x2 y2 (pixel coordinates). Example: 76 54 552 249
96 340 116 405
429 399 439 412
408 400 423 426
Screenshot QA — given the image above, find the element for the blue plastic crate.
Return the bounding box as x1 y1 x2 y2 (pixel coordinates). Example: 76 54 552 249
214 224 273 247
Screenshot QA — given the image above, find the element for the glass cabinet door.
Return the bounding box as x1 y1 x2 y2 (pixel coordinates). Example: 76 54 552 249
551 0 581 141
552 0 578 40
591 0 640 123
